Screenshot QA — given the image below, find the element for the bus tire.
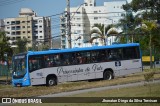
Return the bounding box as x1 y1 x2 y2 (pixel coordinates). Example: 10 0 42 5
103 71 113 80
46 77 57 86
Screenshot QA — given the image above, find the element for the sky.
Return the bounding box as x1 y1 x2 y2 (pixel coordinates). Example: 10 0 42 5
0 0 132 36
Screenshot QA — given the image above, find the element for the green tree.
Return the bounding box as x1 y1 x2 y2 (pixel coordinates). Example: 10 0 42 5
121 0 160 61
117 12 143 43
141 21 159 58
0 32 13 61
123 0 160 21
16 38 27 53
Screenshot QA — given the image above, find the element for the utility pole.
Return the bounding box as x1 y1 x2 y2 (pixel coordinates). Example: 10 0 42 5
4 53 8 84
26 16 28 51
66 0 71 48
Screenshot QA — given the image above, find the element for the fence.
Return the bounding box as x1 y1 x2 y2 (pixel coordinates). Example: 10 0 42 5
0 64 8 76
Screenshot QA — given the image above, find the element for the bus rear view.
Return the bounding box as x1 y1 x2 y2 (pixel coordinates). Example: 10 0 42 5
12 53 30 87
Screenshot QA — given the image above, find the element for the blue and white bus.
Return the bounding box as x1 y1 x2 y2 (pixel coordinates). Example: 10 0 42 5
12 43 143 87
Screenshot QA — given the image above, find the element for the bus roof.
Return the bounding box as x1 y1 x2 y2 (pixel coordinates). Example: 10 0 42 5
27 43 140 55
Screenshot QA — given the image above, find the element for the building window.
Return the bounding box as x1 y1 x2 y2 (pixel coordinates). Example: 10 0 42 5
16 21 20 24
16 26 20 30
7 22 10 24
22 21 25 23
7 27 10 29
40 36 43 38
39 20 42 23
77 30 81 33
85 3 88 6
27 26 30 28
90 4 92 6
94 17 98 20
23 31 25 33
94 11 98 13
22 26 25 28
28 31 30 33
11 21 15 25
121 13 125 16
11 27 16 30
77 18 81 20
78 43 81 46
11 32 16 35
39 26 42 28
39 31 42 33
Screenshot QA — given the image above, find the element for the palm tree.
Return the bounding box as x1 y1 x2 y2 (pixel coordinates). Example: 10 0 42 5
117 12 142 43
90 23 118 45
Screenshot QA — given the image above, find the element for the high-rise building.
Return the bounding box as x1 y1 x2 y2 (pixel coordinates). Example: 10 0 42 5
4 8 51 49
60 0 127 49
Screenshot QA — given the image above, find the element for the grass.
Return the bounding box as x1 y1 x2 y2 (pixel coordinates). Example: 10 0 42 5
0 76 11 80
69 83 160 97
10 83 160 106
0 69 160 97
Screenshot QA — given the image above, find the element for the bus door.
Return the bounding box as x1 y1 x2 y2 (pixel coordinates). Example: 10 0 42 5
29 55 45 85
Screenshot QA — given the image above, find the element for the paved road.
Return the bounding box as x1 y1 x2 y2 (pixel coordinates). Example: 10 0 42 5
40 79 160 97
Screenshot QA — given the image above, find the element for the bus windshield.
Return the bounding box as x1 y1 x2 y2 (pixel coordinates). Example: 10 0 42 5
12 54 26 79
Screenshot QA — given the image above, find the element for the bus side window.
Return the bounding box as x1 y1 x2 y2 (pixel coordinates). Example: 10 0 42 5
91 51 97 63
76 53 83 64
29 56 43 72
29 59 34 72
123 47 139 60
97 50 106 62
71 53 78 65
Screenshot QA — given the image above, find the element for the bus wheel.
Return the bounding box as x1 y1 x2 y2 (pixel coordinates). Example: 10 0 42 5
103 71 113 80
46 77 57 86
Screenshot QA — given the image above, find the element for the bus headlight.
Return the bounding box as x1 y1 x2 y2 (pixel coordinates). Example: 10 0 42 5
24 78 27 81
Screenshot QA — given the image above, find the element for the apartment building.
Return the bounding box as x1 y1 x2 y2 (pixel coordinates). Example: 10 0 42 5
60 0 127 49
4 8 51 48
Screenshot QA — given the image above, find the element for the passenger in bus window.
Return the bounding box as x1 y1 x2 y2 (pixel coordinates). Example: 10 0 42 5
108 52 113 61
54 54 61 66
29 59 33 72
92 57 97 62
76 53 83 64
72 56 78 65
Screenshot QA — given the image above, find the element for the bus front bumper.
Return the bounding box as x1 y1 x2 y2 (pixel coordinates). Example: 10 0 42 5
12 78 30 87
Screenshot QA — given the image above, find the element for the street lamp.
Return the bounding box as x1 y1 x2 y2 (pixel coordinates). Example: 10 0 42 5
104 18 113 45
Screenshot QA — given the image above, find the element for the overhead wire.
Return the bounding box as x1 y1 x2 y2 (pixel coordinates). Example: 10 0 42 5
0 0 26 6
